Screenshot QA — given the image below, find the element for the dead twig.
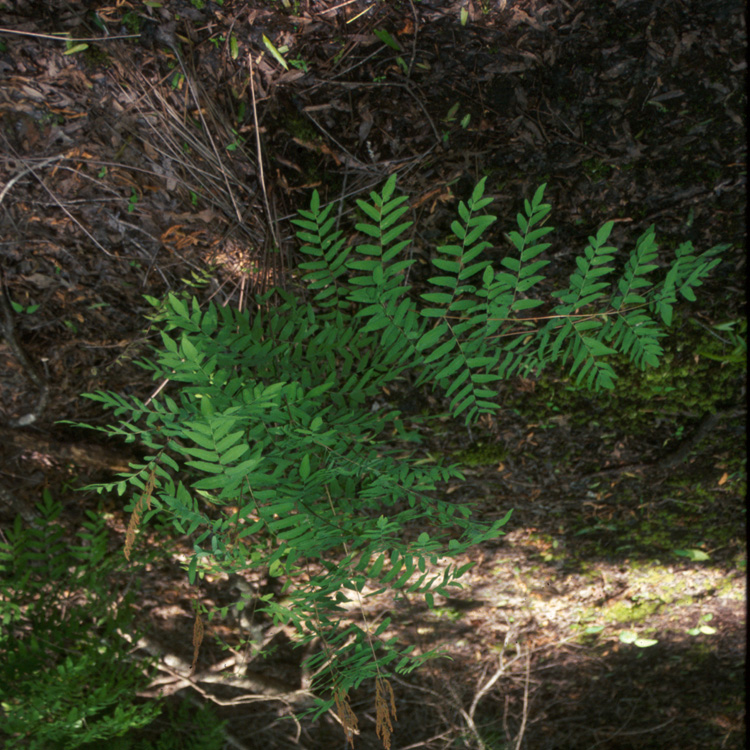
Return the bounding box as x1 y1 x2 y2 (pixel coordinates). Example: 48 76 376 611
0 154 66 204
122 630 312 705
514 645 531 750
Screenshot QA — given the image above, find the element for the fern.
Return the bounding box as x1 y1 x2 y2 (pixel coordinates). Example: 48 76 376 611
0 491 162 748
74 175 727 735
98 699 227 750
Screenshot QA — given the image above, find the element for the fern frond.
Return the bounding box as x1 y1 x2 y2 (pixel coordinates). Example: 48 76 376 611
610 225 660 310
323 175 427 380
553 220 617 310
650 241 727 325
502 182 553 312
607 311 665 369
0 494 162 747
291 189 354 312
415 177 502 422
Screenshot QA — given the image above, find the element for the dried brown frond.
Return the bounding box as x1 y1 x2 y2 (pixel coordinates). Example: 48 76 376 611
124 467 156 560
142 466 156 511
190 610 204 676
334 687 360 746
375 677 397 750
123 495 142 561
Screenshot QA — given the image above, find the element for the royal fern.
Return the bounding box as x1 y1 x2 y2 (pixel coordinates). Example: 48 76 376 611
75 175 727 732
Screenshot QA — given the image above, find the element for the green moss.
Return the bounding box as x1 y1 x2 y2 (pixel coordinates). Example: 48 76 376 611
284 113 320 143
121 11 141 35
83 44 111 69
502 311 744 436
715 577 744 599
453 440 507 466
605 597 663 624
581 158 614 181
431 607 464 622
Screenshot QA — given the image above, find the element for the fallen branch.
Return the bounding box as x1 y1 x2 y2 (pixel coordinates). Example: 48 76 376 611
121 630 313 706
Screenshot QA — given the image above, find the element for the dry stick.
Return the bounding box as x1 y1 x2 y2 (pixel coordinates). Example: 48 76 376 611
116 73 264 256
247 51 278 251
118 81 270 298
335 168 350 234
123 629 311 705
0 154 66 204
247 48 288 297
319 0 362 15
1 152 172 416
325 41 385 83
0 148 116 239
150 88 252 223
406 0 420 77
107 75 245 404
143 377 171 407
344 1 376 23
396 730 455 750
588 715 678 749
0 27 138 42
130 658 260 750
308 78 443 150
302 109 375 172
468 656 510 722
514 645 531 750
27 165 124 259
455 704 487 750
459 626 527 750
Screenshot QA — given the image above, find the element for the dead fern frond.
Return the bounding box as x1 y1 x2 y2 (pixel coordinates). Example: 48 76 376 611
142 465 157 511
375 677 397 750
333 687 360 746
124 467 156 561
123 496 142 562
190 610 204 676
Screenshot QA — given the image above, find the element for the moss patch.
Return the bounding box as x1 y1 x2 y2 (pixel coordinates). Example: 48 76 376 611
453 440 507 466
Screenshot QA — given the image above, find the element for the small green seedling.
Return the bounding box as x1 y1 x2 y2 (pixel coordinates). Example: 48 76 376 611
374 29 408 74
619 630 658 648
64 37 89 56
10 299 40 315
687 613 717 636
262 34 288 70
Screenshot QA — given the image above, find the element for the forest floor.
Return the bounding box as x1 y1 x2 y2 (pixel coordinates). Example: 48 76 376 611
0 0 746 748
